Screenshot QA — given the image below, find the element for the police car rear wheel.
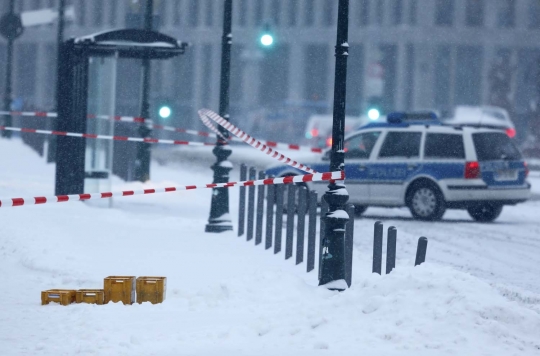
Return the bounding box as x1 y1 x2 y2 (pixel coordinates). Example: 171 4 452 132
467 204 503 222
408 184 446 221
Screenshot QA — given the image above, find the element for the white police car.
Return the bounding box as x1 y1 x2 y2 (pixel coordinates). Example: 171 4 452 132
265 112 531 222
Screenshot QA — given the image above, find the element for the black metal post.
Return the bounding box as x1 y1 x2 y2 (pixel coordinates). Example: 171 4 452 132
307 190 317 272
238 163 247 237
373 221 383 274
265 177 274 250
318 0 350 290
255 171 265 245
415 237 428 266
386 226 397 274
205 0 234 232
246 167 256 241
135 0 154 182
344 204 354 287
318 197 329 280
296 186 307 265
285 184 295 260
1 0 16 139
47 0 65 162
274 184 284 254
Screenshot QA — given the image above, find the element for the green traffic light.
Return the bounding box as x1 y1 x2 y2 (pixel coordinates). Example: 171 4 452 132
367 108 380 121
260 33 274 47
159 106 172 119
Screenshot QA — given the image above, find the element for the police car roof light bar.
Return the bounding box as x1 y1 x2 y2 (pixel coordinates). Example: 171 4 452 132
387 111 438 124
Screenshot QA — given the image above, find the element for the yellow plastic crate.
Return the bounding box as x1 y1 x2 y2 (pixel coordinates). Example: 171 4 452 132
136 276 167 304
103 276 135 305
76 289 105 305
41 289 76 306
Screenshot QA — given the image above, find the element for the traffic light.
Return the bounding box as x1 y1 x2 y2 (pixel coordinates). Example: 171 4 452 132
155 98 173 120
366 96 383 121
259 23 274 48
158 105 172 119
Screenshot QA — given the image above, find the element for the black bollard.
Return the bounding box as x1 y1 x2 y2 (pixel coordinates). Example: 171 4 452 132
265 178 274 250
296 186 307 265
344 204 355 287
318 197 329 279
373 221 383 274
415 237 428 266
306 190 317 272
274 184 284 254
285 184 296 260
386 226 397 274
246 167 256 241
255 171 265 245
238 164 247 237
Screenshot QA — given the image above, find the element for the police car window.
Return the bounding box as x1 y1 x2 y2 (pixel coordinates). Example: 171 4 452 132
344 131 381 159
473 132 522 161
378 132 422 159
424 134 465 159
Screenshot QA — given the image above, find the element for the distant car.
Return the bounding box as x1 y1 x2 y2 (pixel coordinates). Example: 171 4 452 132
441 105 516 138
266 112 530 222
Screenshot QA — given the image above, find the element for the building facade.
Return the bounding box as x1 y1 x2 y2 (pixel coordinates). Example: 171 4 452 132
1 0 540 137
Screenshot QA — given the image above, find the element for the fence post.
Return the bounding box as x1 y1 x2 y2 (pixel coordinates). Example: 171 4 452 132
318 197 329 279
274 184 284 254
265 177 274 250
285 184 296 260
307 190 317 272
255 171 265 245
415 237 428 266
296 186 307 265
238 164 247 237
344 204 354 287
373 221 383 274
386 226 397 274
246 167 256 241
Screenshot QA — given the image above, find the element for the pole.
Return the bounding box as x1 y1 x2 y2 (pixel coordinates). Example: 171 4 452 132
1 0 15 139
205 0 233 233
135 0 153 182
318 0 350 291
47 0 65 161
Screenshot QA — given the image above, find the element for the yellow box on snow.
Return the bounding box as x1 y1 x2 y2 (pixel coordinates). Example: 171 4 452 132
41 289 76 306
136 276 167 304
103 276 135 305
76 289 105 305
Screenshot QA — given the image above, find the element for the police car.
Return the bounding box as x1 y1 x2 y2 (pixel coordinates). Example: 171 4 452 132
265 112 531 222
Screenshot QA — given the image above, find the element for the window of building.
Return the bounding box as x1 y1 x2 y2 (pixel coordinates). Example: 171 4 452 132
376 0 384 25
238 0 247 27
305 0 315 27
287 1 298 27
254 0 264 27
271 0 281 26
435 0 454 26
529 0 540 28
466 0 484 27
409 0 417 25
205 0 214 27
78 0 86 26
359 0 369 27
92 0 103 27
109 1 117 26
497 0 516 28
425 134 465 159
188 0 199 28
323 0 334 27
173 0 182 26
31 0 41 10
379 132 422 159
392 0 403 25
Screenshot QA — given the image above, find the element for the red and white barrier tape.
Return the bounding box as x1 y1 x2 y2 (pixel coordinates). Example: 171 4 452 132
0 126 213 147
2 110 324 154
0 171 344 208
199 109 318 174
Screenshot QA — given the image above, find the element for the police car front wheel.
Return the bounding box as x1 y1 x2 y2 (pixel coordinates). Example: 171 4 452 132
407 184 446 221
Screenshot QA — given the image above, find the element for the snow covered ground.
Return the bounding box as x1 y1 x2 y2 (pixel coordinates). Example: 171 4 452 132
0 139 539 355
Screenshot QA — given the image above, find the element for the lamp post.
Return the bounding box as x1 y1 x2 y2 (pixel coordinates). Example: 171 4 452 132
318 0 350 290
1 0 21 139
135 0 153 182
205 0 233 233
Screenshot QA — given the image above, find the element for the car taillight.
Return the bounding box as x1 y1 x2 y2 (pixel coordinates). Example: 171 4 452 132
465 161 481 179
326 137 332 147
505 128 516 138
524 161 529 178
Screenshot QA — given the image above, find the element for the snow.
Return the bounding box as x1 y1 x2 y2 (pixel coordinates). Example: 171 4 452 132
0 138 540 355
